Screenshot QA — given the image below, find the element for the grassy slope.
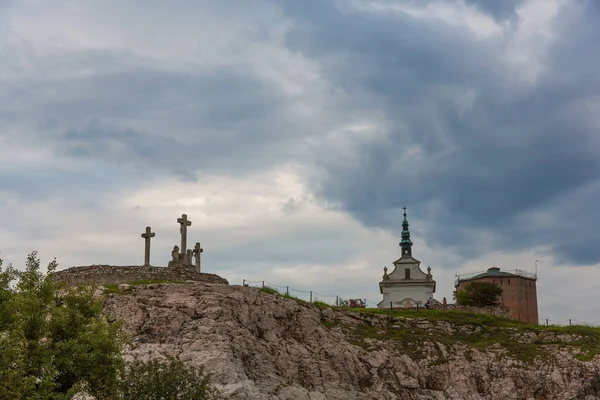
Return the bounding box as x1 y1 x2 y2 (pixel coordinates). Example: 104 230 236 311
257 286 600 363
347 308 600 362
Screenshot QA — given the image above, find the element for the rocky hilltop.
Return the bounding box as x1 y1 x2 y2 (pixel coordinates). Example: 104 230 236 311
103 282 600 400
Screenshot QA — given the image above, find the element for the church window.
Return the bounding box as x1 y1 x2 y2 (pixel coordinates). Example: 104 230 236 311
500 279 503 285
508 279 511 285
405 268 410 279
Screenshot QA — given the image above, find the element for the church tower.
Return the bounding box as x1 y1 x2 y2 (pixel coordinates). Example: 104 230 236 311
399 207 413 257
378 207 436 309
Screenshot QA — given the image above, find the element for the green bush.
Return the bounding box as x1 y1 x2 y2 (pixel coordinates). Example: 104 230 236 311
455 282 502 306
119 357 223 400
0 251 223 400
0 251 126 400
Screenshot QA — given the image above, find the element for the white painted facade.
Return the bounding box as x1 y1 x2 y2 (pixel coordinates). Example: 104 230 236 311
377 256 436 309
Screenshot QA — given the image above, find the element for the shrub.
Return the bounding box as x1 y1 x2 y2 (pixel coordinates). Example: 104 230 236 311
0 251 126 400
455 282 502 306
119 357 223 400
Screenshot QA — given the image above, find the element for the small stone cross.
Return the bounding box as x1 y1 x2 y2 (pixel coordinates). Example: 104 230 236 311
383 266 388 275
141 226 155 267
193 242 203 273
177 214 192 256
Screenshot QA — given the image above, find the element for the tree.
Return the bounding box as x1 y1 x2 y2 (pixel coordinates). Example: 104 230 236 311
119 357 223 400
0 251 126 400
0 251 223 400
454 281 502 306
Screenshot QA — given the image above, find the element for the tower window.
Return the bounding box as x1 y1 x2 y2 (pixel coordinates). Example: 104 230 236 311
508 279 510 285
405 268 410 279
500 279 503 285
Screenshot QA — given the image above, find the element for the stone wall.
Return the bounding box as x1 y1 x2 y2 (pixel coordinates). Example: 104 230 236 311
429 303 513 319
51 265 229 286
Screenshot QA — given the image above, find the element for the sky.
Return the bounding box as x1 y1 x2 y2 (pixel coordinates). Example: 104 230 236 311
1 0 599 325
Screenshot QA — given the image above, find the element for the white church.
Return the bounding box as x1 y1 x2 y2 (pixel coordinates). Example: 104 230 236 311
377 208 436 309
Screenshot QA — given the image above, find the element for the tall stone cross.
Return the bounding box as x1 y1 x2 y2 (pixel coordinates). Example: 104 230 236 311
141 226 155 267
193 242 203 273
177 214 192 256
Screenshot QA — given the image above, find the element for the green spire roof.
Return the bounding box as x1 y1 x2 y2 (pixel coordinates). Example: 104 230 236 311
399 206 413 257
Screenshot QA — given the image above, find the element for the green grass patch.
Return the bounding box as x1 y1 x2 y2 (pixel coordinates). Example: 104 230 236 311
103 283 121 295
258 286 312 305
281 293 309 305
259 286 279 295
322 320 338 328
575 350 600 362
313 300 331 309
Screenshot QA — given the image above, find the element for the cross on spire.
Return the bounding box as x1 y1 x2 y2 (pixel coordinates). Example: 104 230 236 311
141 226 155 267
177 214 192 256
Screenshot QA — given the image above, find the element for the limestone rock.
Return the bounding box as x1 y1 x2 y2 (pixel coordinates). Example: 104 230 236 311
102 283 600 400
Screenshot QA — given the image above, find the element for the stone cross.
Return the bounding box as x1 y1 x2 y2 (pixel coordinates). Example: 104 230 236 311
140 226 155 267
177 214 192 256
193 242 203 273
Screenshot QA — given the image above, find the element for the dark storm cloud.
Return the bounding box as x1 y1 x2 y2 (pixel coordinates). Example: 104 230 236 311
280 0 600 265
463 0 524 19
2 0 599 268
1 49 299 177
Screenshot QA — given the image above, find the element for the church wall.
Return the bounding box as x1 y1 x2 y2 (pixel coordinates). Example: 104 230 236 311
388 263 427 281
455 276 538 323
381 284 435 308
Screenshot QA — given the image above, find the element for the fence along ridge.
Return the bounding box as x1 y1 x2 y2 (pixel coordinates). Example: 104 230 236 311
538 317 600 327
242 279 378 307
244 280 600 326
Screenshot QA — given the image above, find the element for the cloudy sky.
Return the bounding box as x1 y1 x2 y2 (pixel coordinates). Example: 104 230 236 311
1 0 599 324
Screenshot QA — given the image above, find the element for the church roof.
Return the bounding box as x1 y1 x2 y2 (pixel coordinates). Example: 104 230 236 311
393 255 421 265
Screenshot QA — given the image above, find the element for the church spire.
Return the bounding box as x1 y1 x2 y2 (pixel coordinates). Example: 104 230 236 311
400 207 413 257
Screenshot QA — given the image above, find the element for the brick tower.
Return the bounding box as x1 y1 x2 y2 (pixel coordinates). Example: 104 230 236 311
454 267 538 323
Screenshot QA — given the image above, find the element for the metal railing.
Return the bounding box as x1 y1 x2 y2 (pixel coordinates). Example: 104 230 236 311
538 318 600 327
455 269 537 285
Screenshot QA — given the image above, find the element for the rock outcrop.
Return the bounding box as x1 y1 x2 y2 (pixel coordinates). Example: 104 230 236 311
103 282 600 400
